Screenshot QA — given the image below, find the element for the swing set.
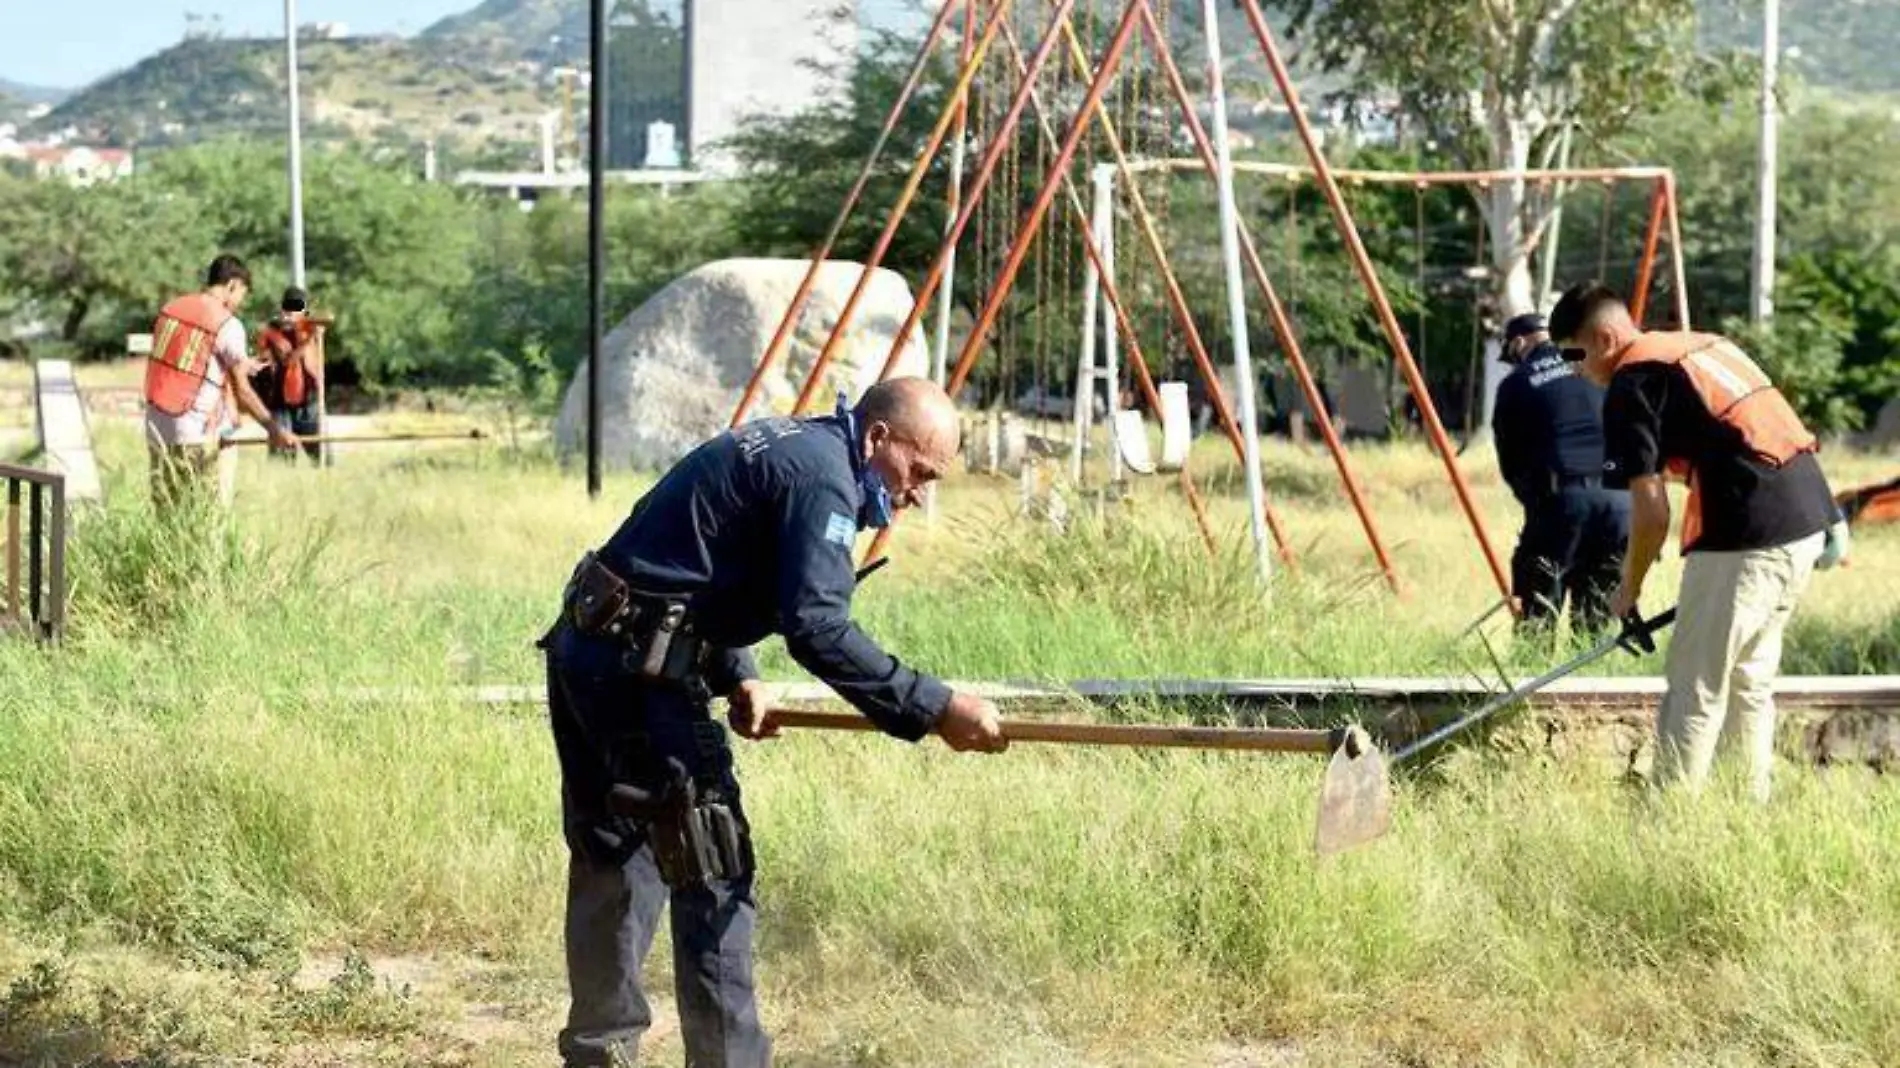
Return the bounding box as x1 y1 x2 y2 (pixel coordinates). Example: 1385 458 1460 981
725 0 1693 604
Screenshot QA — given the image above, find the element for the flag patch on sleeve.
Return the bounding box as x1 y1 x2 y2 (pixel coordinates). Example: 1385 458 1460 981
824 512 857 547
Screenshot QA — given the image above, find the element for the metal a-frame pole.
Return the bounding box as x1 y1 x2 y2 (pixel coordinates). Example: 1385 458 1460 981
927 2 979 522
1629 177 1668 328
727 0 985 427
851 0 1083 392
1234 0 1512 604
1199 0 1272 586
1015 11 1299 561
1665 172 1692 330
1129 1 1398 593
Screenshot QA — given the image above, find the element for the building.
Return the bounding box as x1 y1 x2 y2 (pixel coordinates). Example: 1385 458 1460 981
13 145 135 186
607 0 857 177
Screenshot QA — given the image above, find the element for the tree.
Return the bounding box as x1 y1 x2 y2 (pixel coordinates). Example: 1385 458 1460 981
0 175 204 348
1607 90 1900 432
1267 0 1721 422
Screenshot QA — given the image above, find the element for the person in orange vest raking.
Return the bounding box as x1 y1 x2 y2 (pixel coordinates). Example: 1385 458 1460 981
144 254 298 512
254 284 327 464
1549 282 1852 801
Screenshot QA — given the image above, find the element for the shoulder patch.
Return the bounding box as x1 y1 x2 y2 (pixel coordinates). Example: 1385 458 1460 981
824 512 857 548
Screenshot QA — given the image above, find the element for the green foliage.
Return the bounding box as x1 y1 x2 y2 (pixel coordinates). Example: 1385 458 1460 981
1601 92 1900 430
1698 0 1900 96
269 950 420 1038
66 491 338 639
0 170 205 343
1271 0 1701 161
723 26 953 280
1722 313 1860 434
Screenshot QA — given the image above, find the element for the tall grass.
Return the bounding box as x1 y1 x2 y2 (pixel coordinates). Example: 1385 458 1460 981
0 425 1895 1064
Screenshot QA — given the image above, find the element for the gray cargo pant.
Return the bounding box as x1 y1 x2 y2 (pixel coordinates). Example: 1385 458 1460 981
546 623 772 1068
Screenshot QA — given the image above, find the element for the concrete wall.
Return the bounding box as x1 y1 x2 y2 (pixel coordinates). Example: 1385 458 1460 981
687 0 857 175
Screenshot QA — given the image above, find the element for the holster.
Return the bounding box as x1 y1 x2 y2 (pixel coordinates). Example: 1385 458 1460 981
562 552 710 685
607 759 751 889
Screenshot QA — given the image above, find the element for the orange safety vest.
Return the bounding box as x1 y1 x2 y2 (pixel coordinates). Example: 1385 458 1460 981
146 293 233 418
258 321 314 407
1616 331 1819 552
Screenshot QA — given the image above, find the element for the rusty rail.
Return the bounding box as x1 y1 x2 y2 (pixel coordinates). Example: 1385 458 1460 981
1 461 66 643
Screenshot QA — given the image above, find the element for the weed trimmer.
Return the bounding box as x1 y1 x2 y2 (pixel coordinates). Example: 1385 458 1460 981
1388 607 1676 764
768 711 1392 858
771 609 1675 858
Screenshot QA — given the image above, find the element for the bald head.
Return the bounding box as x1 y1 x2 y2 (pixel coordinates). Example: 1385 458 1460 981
854 377 961 512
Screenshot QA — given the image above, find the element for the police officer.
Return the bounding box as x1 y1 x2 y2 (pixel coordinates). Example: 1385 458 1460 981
1491 312 1630 637
541 376 1009 1068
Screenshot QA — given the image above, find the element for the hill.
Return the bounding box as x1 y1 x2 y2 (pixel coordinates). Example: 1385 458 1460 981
28 34 563 161
421 0 589 64
1697 0 1900 96
0 77 65 127
0 77 68 105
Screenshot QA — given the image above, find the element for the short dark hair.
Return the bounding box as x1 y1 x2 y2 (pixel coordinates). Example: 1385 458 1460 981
1547 281 1625 343
205 254 251 290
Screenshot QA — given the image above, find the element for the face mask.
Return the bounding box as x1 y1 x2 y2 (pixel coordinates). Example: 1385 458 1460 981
837 394 895 530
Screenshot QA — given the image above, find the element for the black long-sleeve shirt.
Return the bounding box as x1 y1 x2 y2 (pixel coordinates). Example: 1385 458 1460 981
597 412 950 741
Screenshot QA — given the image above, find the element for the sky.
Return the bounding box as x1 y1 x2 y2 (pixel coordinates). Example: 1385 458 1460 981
1 1 932 92
1 1 483 90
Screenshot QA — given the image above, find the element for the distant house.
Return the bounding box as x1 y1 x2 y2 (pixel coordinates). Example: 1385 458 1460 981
20 145 135 186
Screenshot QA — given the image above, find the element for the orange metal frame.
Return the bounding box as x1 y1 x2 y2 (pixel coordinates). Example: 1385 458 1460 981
730 0 1694 600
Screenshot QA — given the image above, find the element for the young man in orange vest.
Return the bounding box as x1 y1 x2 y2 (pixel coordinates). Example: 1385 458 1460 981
145 254 297 509
1549 282 1850 800
255 285 325 464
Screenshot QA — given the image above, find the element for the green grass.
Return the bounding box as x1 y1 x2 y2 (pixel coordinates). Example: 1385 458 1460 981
0 414 1895 1065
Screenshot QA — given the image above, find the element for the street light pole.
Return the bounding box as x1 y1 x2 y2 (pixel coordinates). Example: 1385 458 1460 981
1751 0 1780 323
586 0 607 498
284 0 323 465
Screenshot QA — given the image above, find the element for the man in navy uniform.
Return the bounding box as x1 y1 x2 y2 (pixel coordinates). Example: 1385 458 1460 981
1491 312 1630 637
542 376 1008 1068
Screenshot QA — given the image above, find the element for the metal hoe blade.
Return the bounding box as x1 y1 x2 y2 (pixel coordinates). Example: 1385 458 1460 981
1314 726 1392 857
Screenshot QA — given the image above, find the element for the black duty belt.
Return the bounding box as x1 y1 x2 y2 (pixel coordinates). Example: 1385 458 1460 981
562 551 713 687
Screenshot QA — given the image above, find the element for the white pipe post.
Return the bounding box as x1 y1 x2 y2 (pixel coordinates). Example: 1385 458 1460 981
1071 166 1109 483
284 0 321 467
1751 0 1780 323
1100 165 1123 484
1538 122 1573 308
1199 0 1272 584
927 67 968 521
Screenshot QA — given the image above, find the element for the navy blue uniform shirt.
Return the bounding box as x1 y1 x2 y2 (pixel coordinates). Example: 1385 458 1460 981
1492 342 1610 509
595 413 952 741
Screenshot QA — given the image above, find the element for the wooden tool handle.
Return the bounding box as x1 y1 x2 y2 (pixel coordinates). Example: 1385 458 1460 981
770 710 1338 754
224 429 486 447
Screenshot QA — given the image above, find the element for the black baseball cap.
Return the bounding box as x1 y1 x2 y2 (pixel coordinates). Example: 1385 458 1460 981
1502 313 1546 342
280 286 309 313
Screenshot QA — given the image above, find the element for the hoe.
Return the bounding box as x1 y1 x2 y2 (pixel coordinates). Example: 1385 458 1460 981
773 608 1675 856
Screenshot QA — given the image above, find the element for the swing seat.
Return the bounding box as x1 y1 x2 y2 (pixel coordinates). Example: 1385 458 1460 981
1113 381 1192 475
1113 409 1154 475
1158 381 1191 471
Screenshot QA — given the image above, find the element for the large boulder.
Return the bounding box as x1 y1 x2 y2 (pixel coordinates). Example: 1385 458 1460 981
555 258 931 471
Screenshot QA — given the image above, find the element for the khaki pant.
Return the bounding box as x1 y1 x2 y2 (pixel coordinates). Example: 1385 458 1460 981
1652 531 1826 800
